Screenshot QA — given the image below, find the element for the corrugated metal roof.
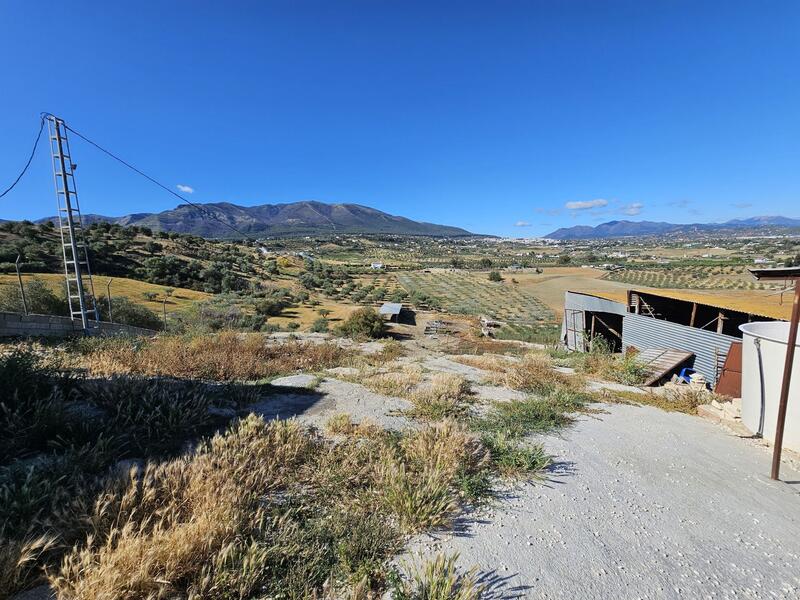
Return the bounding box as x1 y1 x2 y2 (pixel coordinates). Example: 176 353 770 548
629 288 790 321
379 302 402 315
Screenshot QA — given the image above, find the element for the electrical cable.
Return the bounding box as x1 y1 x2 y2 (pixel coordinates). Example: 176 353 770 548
58 120 253 240
0 117 45 199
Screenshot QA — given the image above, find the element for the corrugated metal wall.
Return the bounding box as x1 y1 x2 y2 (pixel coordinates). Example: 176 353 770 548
561 292 628 351
622 313 738 383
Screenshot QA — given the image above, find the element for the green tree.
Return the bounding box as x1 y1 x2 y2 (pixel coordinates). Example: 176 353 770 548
488 271 503 282
335 307 385 339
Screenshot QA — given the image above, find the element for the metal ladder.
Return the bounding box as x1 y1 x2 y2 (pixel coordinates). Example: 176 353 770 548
46 115 98 329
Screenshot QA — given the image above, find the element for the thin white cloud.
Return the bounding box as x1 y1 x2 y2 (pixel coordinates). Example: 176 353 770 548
176 184 195 194
620 202 643 216
732 202 752 209
514 220 531 227
565 199 608 210
536 207 562 216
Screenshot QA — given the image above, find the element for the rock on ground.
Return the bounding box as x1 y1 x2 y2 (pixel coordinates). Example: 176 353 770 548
409 403 800 599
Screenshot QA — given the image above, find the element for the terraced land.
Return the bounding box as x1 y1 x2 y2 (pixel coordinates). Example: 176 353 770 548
397 270 554 324
605 265 776 290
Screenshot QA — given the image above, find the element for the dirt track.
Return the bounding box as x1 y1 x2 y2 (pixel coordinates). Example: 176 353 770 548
409 403 800 599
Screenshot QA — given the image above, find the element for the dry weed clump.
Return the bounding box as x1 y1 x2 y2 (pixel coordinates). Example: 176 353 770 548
409 373 472 420
83 332 350 381
50 416 316 599
596 386 721 415
502 353 578 393
394 553 483 600
364 365 424 397
324 413 383 438
455 351 580 395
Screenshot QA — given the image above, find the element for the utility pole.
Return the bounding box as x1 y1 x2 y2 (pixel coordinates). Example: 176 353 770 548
46 114 98 330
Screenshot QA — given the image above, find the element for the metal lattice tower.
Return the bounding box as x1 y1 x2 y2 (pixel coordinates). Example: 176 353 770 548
46 115 98 329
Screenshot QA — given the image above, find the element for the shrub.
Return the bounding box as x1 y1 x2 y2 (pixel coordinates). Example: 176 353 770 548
487 271 502 282
310 317 329 333
98 295 162 330
0 279 68 316
336 308 386 339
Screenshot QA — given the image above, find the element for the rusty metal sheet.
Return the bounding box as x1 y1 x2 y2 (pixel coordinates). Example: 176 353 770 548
715 341 742 398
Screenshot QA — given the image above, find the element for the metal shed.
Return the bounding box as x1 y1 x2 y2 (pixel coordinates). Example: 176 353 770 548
379 302 402 322
622 312 738 383
562 291 628 351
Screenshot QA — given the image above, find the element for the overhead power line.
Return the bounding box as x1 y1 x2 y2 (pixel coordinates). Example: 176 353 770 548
55 118 253 240
0 116 45 199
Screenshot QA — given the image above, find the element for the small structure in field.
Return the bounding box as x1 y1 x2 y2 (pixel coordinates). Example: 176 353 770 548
370 262 385 270
379 302 402 322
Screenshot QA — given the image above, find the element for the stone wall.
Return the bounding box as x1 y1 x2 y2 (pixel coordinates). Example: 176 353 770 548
0 311 155 338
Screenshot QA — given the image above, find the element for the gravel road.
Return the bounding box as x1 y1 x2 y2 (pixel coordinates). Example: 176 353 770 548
410 403 800 599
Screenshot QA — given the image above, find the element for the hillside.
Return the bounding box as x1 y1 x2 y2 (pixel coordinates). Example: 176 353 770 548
545 216 800 239
38 201 474 238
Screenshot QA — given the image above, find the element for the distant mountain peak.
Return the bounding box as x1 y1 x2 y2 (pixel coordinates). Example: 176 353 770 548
37 200 475 238
545 216 800 239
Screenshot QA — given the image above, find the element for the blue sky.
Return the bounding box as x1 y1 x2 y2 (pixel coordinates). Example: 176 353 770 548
1 1 798 237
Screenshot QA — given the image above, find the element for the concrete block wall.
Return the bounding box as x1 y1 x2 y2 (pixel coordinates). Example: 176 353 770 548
0 311 155 338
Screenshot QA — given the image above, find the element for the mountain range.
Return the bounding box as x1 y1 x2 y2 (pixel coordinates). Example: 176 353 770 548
544 216 800 240
37 201 473 238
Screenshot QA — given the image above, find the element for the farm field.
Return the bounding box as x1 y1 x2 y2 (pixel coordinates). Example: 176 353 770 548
396 269 555 324
0 273 211 314
605 265 773 290
398 267 795 323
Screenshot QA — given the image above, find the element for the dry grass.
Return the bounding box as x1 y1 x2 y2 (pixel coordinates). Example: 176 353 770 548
362 365 425 397
50 416 314 599
0 274 210 314
595 386 723 415
325 413 383 438
450 353 513 374
408 373 472 420
401 420 489 481
454 351 580 394
30 414 502 598
394 553 483 600
81 332 350 381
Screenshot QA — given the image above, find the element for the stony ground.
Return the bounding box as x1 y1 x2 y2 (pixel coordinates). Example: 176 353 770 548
248 338 800 600
407 404 800 599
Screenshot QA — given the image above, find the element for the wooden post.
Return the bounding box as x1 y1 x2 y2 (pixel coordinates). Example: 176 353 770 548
771 282 800 480
590 314 596 351
162 298 168 331
689 302 697 327
15 255 28 315
716 311 725 334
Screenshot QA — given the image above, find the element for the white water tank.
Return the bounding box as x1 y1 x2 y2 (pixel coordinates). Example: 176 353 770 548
739 322 800 452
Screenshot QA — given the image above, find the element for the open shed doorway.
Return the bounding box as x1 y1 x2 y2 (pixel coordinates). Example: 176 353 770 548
585 311 623 353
